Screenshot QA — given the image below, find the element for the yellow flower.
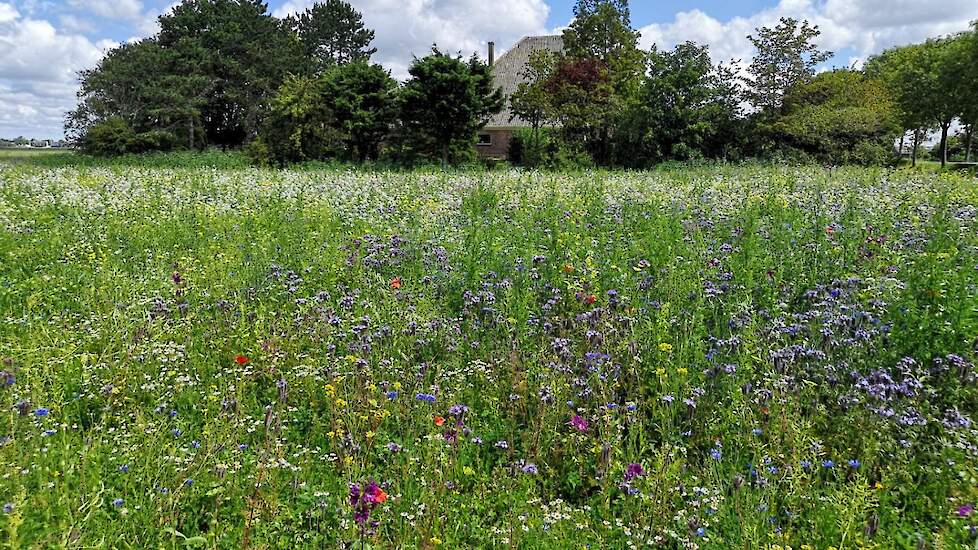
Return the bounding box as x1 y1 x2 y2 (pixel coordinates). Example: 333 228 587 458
677 367 688 375
343 456 353 466
463 466 475 476
658 343 673 353
430 538 442 546
655 367 666 377
392 381 402 390
335 398 347 407
365 431 375 439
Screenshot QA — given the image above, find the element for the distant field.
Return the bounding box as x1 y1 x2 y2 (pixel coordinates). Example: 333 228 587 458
0 162 976 547
0 148 75 165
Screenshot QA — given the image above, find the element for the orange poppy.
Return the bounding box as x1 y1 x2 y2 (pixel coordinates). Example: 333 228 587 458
390 277 402 290
433 415 445 426
584 294 597 305
373 488 388 503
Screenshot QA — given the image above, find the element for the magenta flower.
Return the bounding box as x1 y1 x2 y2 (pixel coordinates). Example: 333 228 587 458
959 504 974 517
569 415 589 432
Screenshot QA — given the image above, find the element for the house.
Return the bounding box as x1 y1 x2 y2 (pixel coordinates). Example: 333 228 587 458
478 35 564 160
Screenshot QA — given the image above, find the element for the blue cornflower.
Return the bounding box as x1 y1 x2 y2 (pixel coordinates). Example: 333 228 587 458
822 460 835 469
710 448 722 460
34 408 49 417
119 464 129 473
800 460 812 469
415 393 436 403
2 503 12 514
385 391 397 400
752 428 763 435
111 498 124 507
696 527 705 537
848 459 861 469
184 479 193 486
521 463 538 474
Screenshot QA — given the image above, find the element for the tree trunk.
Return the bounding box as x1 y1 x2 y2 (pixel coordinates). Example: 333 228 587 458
441 144 449 169
967 126 974 163
939 123 950 168
898 132 905 159
911 130 919 168
188 116 195 150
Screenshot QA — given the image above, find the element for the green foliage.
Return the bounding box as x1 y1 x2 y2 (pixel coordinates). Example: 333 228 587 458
769 70 901 165
745 17 832 114
559 0 644 164
290 0 377 71
321 62 397 161
397 49 503 166
79 117 178 156
507 127 593 169
614 42 743 166
259 74 340 165
508 50 559 133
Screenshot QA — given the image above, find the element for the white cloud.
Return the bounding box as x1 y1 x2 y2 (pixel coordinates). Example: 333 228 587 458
274 0 551 78
0 4 109 138
68 0 144 22
638 0 978 68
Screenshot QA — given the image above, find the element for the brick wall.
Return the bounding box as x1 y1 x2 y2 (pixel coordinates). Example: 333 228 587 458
475 129 513 160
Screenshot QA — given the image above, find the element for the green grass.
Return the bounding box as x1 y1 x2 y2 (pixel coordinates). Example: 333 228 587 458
0 161 975 548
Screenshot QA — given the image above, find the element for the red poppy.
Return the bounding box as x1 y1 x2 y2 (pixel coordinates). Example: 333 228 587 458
390 277 402 290
584 294 597 305
433 415 445 426
234 355 249 365
370 486 388 503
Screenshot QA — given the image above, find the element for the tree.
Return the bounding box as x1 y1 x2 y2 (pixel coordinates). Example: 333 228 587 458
321 61 397 161
614 42 742 166
397 49 503 166
560 0 644 164
66 40 172 141
544 57 614 162
259 74 340 165
158 0 304 147
745 18 832 114
292 0 377 71
864 44 934 167
771 70 900 164
508 50 558 153
562 0 644 87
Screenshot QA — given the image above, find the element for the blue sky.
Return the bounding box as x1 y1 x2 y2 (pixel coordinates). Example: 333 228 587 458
1 0 976 138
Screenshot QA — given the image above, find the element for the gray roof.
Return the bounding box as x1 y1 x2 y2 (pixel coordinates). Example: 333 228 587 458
486 35 564 128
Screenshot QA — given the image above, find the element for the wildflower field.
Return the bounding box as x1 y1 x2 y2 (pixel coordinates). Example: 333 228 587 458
0 162 976 548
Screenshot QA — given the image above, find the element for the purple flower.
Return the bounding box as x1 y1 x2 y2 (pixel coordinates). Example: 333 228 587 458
521 463 538 474
958 504 974 517
624 462 645 480
569 415 589 432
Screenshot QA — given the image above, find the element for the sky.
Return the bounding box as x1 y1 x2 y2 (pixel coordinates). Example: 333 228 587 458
1 0 976 139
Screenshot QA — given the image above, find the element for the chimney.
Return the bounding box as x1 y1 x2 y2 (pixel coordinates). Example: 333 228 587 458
488 41 495 67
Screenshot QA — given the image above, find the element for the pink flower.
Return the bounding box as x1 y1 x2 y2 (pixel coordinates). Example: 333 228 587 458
569 415 588 432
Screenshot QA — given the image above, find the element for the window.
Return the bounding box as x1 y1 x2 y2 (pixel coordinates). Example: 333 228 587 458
477 133 492 146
